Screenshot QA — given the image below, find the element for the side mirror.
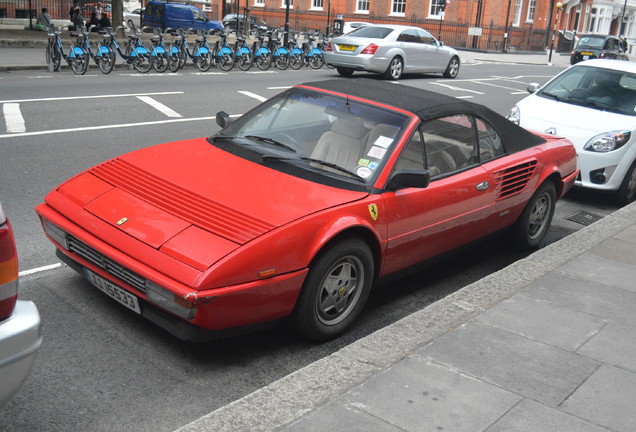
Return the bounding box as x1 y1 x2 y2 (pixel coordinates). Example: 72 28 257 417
438 40 444 47
216 111 234 128
386 169 431 191
527 83 540 94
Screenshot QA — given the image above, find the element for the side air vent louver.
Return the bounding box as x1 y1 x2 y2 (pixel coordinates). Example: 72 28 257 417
493 160 537 200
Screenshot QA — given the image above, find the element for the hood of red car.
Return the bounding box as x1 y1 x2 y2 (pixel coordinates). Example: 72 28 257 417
60 138 367 267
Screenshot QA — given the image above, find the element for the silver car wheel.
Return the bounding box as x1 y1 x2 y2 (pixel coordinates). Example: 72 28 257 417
443 56 460 78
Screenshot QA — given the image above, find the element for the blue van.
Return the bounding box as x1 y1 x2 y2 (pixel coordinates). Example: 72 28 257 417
143 1 223 32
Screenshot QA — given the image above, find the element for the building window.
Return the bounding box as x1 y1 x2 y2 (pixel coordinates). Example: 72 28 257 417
526 0 535 22
429 0 445 17
391 0 406 15
254 0 264 6
311 0 323 9
280 0 293 8
513 0 523 26
356 0 369 13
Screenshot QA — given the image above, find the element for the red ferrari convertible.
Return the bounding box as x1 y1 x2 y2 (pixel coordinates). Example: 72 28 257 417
37 79 577 341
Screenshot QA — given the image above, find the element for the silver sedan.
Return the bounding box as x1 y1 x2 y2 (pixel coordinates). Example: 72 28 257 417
324 24 460 80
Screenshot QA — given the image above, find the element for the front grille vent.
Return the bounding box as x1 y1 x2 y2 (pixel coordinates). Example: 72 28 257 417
68 235 146 293
493 160 537 200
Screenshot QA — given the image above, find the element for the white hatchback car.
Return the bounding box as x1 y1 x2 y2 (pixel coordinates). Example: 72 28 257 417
508 59 636 204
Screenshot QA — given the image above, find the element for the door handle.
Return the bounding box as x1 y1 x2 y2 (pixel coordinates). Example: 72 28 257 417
476 181 489 191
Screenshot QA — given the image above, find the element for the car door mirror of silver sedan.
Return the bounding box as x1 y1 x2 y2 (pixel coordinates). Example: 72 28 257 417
216 111 234 128
527 83 540 94
386 169 431 191
437 40 444 47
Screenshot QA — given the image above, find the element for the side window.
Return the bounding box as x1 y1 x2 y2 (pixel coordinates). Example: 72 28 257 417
418 29 437 45
392 129 424 172
398 29 420 43
422 114 477 177
475 117 505 162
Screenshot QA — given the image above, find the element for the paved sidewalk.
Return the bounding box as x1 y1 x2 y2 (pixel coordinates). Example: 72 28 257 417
175 201 636 432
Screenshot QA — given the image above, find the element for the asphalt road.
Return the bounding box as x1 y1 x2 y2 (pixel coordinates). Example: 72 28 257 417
0 62 621 431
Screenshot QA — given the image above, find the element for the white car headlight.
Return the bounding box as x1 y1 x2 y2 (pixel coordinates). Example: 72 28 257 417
583 130 631 152
507 106 520 125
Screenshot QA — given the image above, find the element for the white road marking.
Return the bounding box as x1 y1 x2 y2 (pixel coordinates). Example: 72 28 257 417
3 103 26 133
431 82 484 94
19 263 62 277
122 73 185 77
0 91 183 104
190 72 227 76
267 86 292 89
28 75 54 79
470 80 525 92
245 71 277 74
238 91 267 102
0 114 242 140
456 96 474 99
137 96 182 118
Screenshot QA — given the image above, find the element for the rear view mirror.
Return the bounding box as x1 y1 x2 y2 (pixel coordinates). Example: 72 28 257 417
216 111 234 128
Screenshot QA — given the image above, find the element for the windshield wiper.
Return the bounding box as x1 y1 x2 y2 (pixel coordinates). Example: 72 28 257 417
540 91 568 102
245 135 296 152
262 155 365 182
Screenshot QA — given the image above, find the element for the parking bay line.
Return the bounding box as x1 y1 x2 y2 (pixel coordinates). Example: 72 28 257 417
238 91 268 102
137 96 182 118
0 91 184 104
0 114 242 140
3 103 26 133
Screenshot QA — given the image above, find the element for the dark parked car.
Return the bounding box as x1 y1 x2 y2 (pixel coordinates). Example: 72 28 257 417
222 13 272 33
570 34 629 65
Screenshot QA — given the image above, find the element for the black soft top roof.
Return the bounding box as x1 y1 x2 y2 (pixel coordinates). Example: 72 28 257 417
300 78 545 153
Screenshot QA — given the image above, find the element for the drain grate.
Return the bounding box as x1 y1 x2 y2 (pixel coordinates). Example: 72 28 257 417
564 210 604 226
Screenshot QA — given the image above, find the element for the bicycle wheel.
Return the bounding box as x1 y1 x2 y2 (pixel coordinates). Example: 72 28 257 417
289 53 303 70
217 52 234 71
274 53 289 70
70 50 89 75
255 52 271 70
168 46 181 72
45 42 53 70
152 52 169 73
196 51 211 71
236 52 252 71
178 44 187 69
133 52 152 73
308 53 324 70
52 45 62 71
98 46 115 74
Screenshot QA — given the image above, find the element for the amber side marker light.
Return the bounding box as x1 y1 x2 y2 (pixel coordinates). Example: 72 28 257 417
258 268 277 279
0 204 19 321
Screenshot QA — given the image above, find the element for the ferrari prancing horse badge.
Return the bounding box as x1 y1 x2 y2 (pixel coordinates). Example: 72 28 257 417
368 204 378 221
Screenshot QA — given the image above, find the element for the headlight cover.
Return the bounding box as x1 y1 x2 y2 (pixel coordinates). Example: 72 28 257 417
584 130 631 152
507 106 520 125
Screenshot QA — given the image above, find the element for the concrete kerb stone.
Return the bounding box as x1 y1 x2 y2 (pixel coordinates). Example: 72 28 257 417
175 201 636 432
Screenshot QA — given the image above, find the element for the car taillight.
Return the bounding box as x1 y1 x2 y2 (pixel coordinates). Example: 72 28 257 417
0 205 19 321
361 43 379 54
600 52 606 58
326 42 332 52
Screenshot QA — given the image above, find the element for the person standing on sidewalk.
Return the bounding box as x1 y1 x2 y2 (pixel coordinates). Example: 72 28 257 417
69 0 83 30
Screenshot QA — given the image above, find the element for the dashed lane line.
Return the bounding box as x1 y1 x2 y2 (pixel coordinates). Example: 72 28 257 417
137 96 183 118
3 103 26 133
238 91 268 102
0 91 183 104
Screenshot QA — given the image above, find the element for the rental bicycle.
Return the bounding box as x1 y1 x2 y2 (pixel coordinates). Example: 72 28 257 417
149 27 170 72
252 31 272 70
77 26 116 74
212 30 234 71
46 25 89 74
268 31 290 70
301 33 325 69
233 32 253 71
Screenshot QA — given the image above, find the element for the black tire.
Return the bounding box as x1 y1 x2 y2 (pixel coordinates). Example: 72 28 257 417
217 52 234 71
236 52 253 71
178 45 187 69
255 52 271 70
616 159 636 206
513 181 556 249
443 56 460 78
52 45 62 71
291 238 374 341
98 46 115 74
274 53 289 70
152 52 169 73
384 56 403 80
308 53 324 69
168 50 180 72
196 51 212 72
289 53 303 70
337 67 353 77
70 50 89 75
133 52 152 73
46 42 53 70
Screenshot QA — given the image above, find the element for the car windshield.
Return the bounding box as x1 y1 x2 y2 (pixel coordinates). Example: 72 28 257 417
212 87 411 184
346 26 393 39
537 65 636 116
577 36 606 49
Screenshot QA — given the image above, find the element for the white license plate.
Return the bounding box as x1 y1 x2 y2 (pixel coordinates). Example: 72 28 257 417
583 55 590 60
84 268 141 314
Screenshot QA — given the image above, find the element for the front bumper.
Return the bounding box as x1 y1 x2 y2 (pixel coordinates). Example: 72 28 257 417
0 301 42 407
575 145 636 192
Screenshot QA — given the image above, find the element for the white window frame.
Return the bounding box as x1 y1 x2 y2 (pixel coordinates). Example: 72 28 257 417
526 0 535 22
280 0 293 9
428 0 445 19
355 0 370 14
253 0 264 7
310 0 323 11
513 0 523 27
390 0 406 17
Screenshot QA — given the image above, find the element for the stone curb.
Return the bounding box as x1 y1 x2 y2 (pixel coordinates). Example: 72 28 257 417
173 200 636 432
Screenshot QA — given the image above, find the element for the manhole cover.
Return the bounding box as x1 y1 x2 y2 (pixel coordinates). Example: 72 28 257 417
564 210 604 226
